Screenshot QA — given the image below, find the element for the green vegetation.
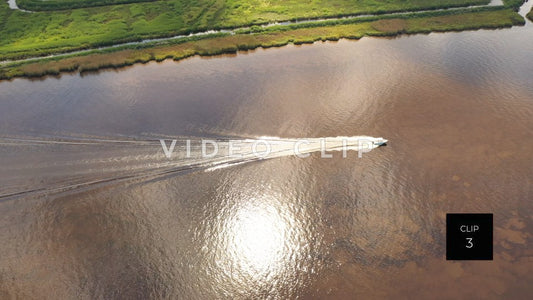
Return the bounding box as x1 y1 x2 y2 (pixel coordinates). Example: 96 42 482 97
502 0 526 10
0 0 491 60
528 7 533 21
0 0 527 80
17 0 158 11
0 8 524 80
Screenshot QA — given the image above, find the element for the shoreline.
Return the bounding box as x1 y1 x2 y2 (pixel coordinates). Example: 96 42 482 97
1 1 496 62
0 7 525 81
0 0 496 60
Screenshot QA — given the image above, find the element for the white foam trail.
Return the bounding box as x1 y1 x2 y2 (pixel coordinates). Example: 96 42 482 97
0 135 387 199
186 136 388 171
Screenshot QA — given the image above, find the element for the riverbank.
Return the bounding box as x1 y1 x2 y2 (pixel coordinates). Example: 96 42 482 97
0 8 524 80
0 0 492 60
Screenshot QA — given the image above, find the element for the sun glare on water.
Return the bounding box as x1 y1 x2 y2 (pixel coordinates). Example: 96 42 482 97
209 191 309 292
228 203 287 274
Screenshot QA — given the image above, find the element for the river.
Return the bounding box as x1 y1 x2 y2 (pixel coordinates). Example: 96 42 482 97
0 2 531 299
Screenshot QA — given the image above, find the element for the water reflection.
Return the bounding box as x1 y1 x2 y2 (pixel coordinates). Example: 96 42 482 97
227 202 288 273
188 160 323 298
0 3 532 298
217 197 299 286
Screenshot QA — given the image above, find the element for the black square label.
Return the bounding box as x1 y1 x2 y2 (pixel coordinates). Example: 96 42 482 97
446 213 493 260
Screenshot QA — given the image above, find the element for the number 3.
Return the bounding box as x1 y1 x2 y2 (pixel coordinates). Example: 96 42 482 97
466 238 473 248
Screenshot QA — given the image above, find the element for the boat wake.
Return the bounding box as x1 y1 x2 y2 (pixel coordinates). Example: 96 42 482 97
0 135 387 200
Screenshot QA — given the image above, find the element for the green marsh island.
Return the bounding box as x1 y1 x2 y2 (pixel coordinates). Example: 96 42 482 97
0 0 527 79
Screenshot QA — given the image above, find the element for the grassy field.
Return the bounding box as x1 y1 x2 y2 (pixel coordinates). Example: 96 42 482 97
0 8 524 80
0 0 527 79
0 0 491 60
17 0 158 11
502 0 527 10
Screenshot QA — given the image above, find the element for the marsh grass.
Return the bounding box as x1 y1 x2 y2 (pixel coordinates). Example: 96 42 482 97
0 0 491 60
0 8 524 80
502 0 527 10
17 0 158 11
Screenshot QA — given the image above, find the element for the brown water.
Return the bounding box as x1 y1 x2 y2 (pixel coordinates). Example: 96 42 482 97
0 4 532 299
